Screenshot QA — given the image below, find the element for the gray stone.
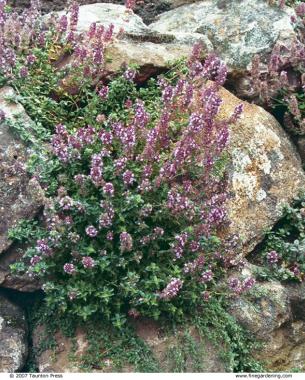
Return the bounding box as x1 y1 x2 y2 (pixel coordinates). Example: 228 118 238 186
0 87 44 255
167 0 200 9
58 3 149 35
150 0 296 72
228 280 291 338
216 86 305 254
286 282 305 321
54 4 211 82
0 295 28 372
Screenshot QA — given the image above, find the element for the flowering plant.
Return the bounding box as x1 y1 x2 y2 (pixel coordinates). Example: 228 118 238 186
249 1 305 136
255 195 305 282
2 1 245 326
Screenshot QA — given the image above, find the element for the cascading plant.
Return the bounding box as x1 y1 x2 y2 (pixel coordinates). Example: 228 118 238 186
1 0 253 327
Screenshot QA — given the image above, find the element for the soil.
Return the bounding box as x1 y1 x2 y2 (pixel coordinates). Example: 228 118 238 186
7 0 171 25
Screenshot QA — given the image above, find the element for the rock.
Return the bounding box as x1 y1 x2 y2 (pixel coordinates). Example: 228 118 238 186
216 85 305 254
226 263 305 371
55 4 211 82
254 321 305 372
228 280 291 339
105 39 202 82
286 282 305 321
296 137 305 164
33 320 226 372
167 0 200 8
59 3 149 35
150 0 296 72
132 318 226 372
0 294 28 372
32 326 89 373
57 2 149 34
33 324 135 372
0 87 44 255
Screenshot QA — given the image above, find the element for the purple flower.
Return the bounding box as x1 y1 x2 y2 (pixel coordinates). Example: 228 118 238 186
230 103 244 123
267 250 279 264
0 109 5 122
30 255 41 265
124 68 136 82
120 232 133 252
172 232 188 259
58 15 68 33
99 212 114 228
86 225 98 237
122 170 135 186
133 100 149 128
90 153 104 186
184 256 205 274
242 277 256 291
189 42 203 62
228 278 242 294
103 182 114 197
26 54 36 65
125 0 136 10
160 278 183 300
114 157 127 173
200 270 213 283
106 231 114 241
82 256 96 269
296 3 305 17
98 86 109 99
19 66 29 78
59 196 74 210
69 1 79 31
153 227 164 237
74 174 87 185
63 263 76 274
36 239 52 256
162 85 174 103
99 131 113 145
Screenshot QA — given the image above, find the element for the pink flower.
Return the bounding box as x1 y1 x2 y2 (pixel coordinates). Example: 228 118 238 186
86 225 98 237
82 256 96 269
63 263 76 274
122 170 135 186
120 232 133 252
103 182 114 197
160 278 183 300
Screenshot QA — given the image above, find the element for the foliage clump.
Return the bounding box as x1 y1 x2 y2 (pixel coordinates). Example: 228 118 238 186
253 195 305 282
0 0 249 325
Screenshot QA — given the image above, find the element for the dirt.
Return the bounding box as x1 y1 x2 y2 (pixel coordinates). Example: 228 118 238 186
7 0 171 25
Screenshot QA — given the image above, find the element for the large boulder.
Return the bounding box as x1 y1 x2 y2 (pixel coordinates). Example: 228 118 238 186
0 87 44 255
55 4 211 81
60 3 149 35
0 294 28 372
150 0 296 72
217 86 305 254
228 281 291 338
256 321 305 372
